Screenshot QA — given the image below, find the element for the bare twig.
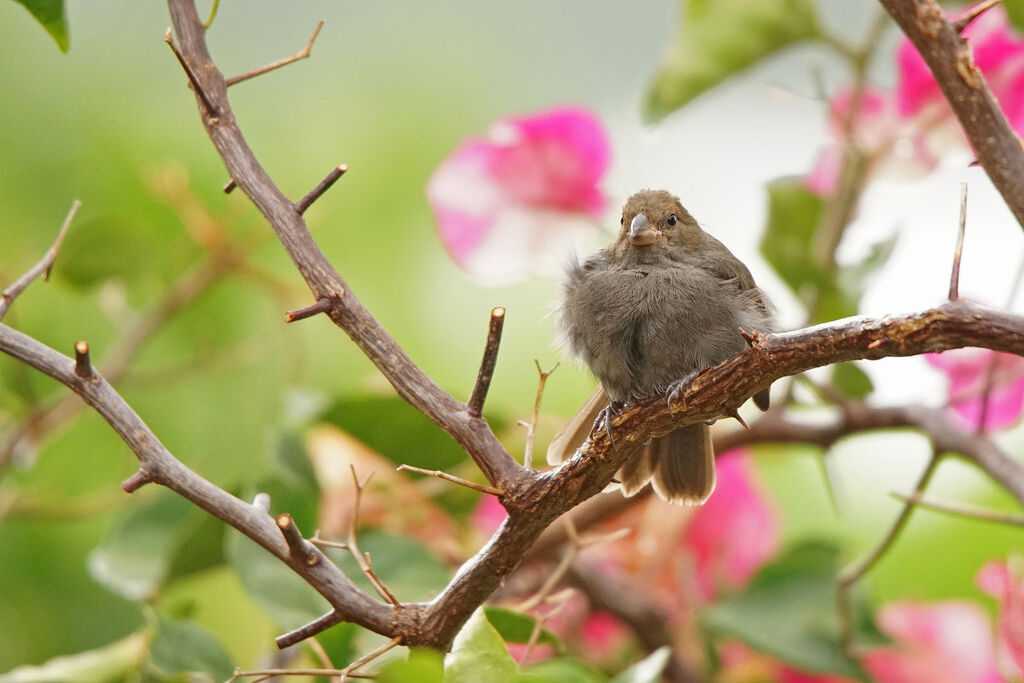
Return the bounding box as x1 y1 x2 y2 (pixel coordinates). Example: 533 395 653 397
837 449 941 655
396 464 503 496
163 28 219 118
275 610 344 651
0 200 80 322
285 297 334 323
467 307 506 418
226 21 324 86
892 491 1024 527
295 164 347 216
341 636 402 678
347 467 400 606
522 360 559 469
228 668 373 682
949 182 968 300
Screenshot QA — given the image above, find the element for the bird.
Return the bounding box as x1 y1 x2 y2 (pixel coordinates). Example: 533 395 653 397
548 189 774 505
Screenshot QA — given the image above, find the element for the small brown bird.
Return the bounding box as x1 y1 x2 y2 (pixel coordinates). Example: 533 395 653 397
549 189 774 505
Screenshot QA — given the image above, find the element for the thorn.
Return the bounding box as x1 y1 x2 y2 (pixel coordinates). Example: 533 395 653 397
729 409 749 430
953 0 1002 33
295 164 348 215
285 297 333 323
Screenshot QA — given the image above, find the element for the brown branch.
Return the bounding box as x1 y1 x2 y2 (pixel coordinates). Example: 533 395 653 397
0 200 80 322
878 0 1024 230
166 0 524 493
226 21 324 87
0 323 402 638
949 182 968 300
275 610 344 650
295 164 347 216
467 307 506 418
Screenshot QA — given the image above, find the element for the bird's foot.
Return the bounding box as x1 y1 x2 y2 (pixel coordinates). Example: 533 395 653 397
665 372 698 408
595 401 624 447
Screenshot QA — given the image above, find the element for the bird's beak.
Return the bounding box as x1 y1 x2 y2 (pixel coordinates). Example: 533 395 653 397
629 213 660 246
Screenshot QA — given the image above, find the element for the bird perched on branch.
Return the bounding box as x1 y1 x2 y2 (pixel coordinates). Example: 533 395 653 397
549 189 774 505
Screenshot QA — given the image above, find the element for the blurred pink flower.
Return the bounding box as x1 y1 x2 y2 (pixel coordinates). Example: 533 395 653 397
926 348 1024 431
471 494 508 537
808 5 1024 196
579 610 629 655
682 450 781 599
426 107 610 284
977 558 1024 676
861 601 1001 683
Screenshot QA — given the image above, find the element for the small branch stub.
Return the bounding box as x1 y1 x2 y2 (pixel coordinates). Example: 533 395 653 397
285 297 334 323
295 165 348 215
121 469 153 494
222 179 237 194
275 610 344 650
468 306 506 417
276 513 320 566
74 341 92 379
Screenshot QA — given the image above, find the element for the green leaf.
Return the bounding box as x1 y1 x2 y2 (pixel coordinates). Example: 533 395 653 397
832 362 873 400
148 615 235 682
484 606 563 653
701 540 869 680
610 647 671 683
520 658 607 682
87 490 198 601
646 0 819 120
761 179 828 297
379 648 445 683
0 631 147 683
443 608 519 683
10 0 68 52
225 528 331 630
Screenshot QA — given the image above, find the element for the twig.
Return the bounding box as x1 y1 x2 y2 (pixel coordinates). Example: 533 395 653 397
347 467 400 605
949 182 968 300
285 297 334 323
467 307 506 417
203 0 219 28
163 29 219 118
226 21 324 86
295 164 347 215
953 0 1003 33
73 341 93 379
892 491 1024 527
837 449 941 655
275 610 344 651
340 636 402 679
522 360 559 469
277 513 321 566
0 200 80 321
396 464 503 496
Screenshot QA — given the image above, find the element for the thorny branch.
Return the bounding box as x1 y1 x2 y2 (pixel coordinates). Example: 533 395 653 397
3 0 1024 672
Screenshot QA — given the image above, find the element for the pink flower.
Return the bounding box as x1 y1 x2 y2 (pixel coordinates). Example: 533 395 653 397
808 6 1024 196
471 494 508 537
579 610 629 655
861 601 1001 683
426 107 610 284
926 348 1024 431
977 558 1024 676
682 450 781 599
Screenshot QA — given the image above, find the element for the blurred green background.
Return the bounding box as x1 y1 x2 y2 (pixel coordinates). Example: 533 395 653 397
1 0 1022 678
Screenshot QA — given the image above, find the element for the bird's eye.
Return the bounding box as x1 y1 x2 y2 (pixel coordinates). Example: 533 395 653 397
620 216 626 226
666 214 678 227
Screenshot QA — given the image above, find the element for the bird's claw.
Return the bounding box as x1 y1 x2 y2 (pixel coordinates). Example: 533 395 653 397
596 401 623 447
665 372 698 408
